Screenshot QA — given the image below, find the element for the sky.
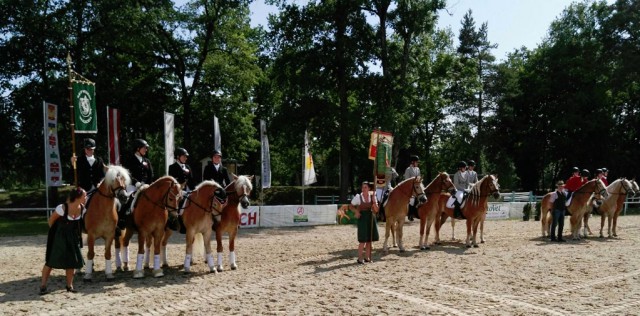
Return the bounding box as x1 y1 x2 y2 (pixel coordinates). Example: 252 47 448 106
248 0 612 62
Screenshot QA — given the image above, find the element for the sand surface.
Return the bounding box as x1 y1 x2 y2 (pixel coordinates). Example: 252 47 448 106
1 216 640 315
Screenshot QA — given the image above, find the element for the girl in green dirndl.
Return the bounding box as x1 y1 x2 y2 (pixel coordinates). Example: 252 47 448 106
350 181 379 264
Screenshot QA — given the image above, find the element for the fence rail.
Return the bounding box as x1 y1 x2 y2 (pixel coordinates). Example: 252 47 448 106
314 195 352 205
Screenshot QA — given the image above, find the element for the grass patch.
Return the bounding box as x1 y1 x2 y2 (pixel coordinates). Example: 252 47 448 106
0 216 49 237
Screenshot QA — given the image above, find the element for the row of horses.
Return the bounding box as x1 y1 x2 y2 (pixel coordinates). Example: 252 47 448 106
83 165 253 281
381 173 501 251
540 178 639 240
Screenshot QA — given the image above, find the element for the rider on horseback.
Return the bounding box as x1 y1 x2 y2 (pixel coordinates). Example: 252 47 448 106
404 155 421 221
452 161 469 219
168 147 194 233
118 139 154 230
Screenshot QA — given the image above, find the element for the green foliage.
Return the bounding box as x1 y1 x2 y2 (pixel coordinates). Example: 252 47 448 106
259 186 341 205
523 202 532 217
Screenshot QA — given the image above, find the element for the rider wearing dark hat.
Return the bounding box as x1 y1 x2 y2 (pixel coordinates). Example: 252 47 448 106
168 147 194 191
73 138 105 192
202 149 231 187
601 168 609 186
467 160 478 186
122 138 154 191
403 155 421 221
565 167 582 198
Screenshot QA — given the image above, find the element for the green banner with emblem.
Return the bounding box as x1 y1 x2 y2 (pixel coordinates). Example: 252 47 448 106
73 81 97 133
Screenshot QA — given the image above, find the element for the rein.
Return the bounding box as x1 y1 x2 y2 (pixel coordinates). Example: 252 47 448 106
140 181 181 212
184 189 224 216
609 181 631 196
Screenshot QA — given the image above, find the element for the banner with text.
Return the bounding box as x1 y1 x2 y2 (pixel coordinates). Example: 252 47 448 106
260 205 337 227
260 120 271 189
43 102 63 186
240 206 260 228
164 112 174 174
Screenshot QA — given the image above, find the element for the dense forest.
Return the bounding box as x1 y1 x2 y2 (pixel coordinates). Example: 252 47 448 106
1 0 638 202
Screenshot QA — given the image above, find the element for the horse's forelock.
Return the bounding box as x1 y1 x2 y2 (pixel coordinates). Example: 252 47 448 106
234 175 253 193
104 165 131 187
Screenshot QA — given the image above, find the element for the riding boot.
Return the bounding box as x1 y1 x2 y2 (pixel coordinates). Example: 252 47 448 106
408 205 415 221
178 216 186 234
166 213 179 231
453 201 464 219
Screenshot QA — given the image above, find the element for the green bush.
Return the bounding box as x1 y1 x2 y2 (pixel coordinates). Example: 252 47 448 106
258 186 342 205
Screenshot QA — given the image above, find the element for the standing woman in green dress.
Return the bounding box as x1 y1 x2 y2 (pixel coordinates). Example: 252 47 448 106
39 187 87 295
350 181 379 264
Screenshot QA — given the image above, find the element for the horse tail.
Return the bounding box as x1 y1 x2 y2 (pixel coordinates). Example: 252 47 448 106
193 232 205 260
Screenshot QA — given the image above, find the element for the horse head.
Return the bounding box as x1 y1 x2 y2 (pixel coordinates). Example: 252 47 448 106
194 181 229 214
629 179 639 197
412 176 427 204
487 175 501 199
590 179 608 207
232 175 254 209
472 175 500 200
163 176 183 211
439 172 456 195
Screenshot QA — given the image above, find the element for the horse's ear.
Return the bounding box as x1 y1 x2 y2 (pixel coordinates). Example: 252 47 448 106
493 174 499 179
103 163 109 174
232 174 238 180
248 175 255 181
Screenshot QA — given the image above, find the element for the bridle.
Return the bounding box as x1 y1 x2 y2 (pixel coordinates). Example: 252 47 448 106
96 175 126 199
141 180 182 212
424 174 455 195
184 186 226 216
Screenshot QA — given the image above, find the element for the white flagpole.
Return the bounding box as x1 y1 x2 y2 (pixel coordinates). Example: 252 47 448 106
302 130 305 205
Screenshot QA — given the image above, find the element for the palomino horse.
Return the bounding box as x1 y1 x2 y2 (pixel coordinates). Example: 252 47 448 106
122 176 182 278
612 179 640 237
585 178 636 238
215 175 253 272
417 172 455 250
568 179 607 240
182 180 228 273
83 165 130 281
436 175 500 248
382 176 427 253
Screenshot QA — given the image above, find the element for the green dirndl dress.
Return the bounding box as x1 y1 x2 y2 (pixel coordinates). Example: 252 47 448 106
356 194 379 243
45 204 84 269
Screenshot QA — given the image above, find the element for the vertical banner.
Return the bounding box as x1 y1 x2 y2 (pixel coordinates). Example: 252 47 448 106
72 81 97 133
260 120 271 189
164 112 174 175
107 107 121 165
368 130 394 160
213 115 221 152
43 102 63 186
303 130 317 185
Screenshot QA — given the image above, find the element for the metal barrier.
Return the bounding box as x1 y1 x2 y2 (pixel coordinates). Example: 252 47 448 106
500 192 536 203
315 195 352 205
623 196 640 216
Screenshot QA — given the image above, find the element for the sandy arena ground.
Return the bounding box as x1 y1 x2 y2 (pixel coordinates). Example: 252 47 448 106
1 215 640 316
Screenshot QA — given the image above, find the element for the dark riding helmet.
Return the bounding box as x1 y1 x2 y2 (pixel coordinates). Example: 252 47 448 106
602 167 608 173
581 169 590 177
83 138 96 149
174 147 188 158
595 168 603 175
409 155 419 162
467 160 476 167
457 161 467 169
133 138 149 150
212 149 222 157
572 166 579 172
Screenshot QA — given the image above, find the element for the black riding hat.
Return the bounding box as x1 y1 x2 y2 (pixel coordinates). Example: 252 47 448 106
581 169 590 177
602 167 608 173
595 168 603 175
83 138 96 149
409 155 419 162
212 149 222 157
457 161 467 168
467 160 476 167
174 147 188 158
133 139 149 150
572 166 579 172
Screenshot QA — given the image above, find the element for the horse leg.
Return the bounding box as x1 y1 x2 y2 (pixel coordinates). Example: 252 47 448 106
383 218 390 254
471 218 480 248
397 218 405 252
451 217 456 241
480 212 486 243
424 213 434 250
121 228 132 271
133 231 146 278
104 235 115 280
203 229 216 273
583 212 591 237
143 236 152 269
465 217 472 248
152 229 164 278
606 213 613 238
84 234 96 282
215 229 225 272
612 212 619 237
228 228 238 270
161 228 172 268
599 213 606 238
419 217 426 250
434 213 446 245
391 220 397 248
184 228 195 273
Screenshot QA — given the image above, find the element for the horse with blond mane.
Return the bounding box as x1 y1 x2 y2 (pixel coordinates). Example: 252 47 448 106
214 175 253 272
82 165 130 282
122 176 182 278
436 175 500 248
417 172 455 250
585 178 636 238
181 180 228 273
382 176 427 253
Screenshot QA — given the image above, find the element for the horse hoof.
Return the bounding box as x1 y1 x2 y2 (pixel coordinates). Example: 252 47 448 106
116 267 123 272
599 235 604 238
216 266 223 273
106 274 115 281
399 249 406 253
82 277 92 283
473 244 479 248
230 264 238 270
152 269 164 278
144 265 150 270
480 240 485 244
466 244 471 248
133 270 145 279
162 264 169 269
